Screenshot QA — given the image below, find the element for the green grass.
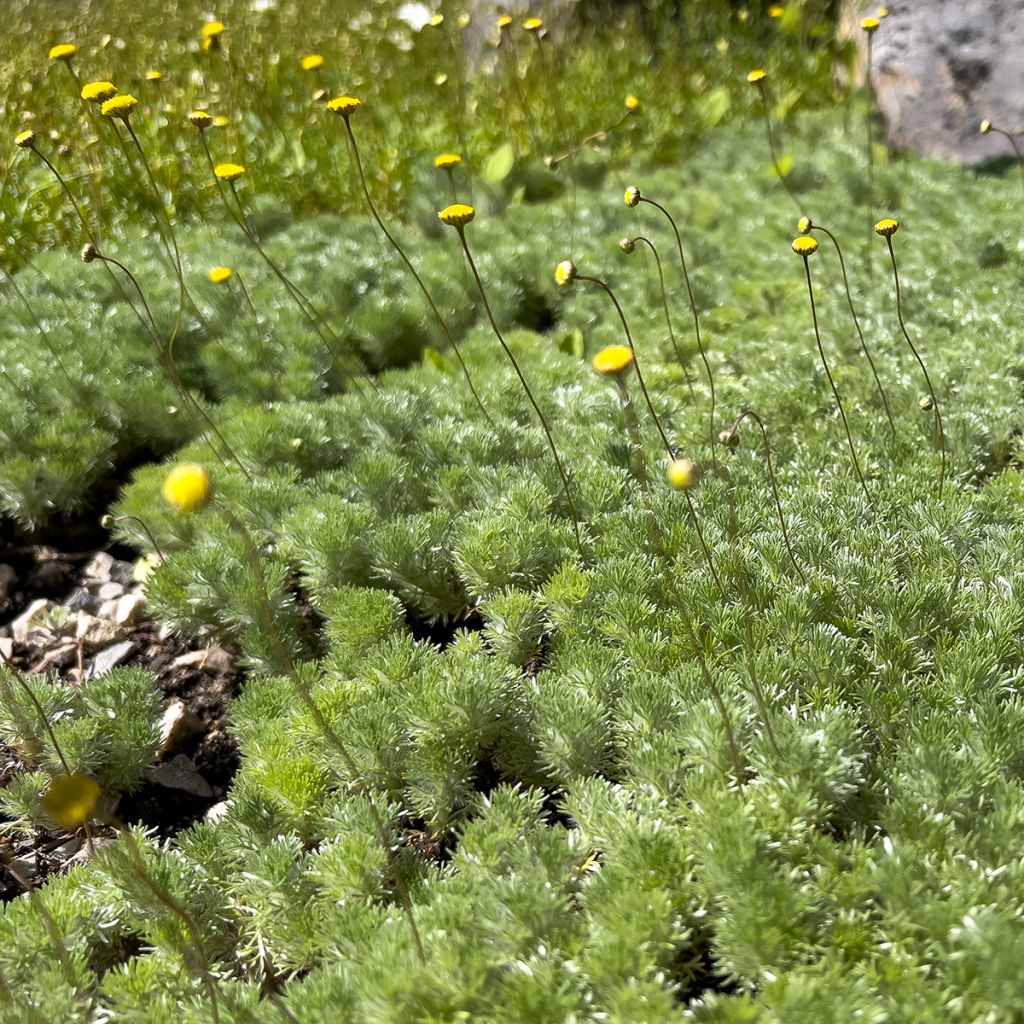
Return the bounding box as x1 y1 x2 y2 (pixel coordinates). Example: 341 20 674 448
6 1 1024 1021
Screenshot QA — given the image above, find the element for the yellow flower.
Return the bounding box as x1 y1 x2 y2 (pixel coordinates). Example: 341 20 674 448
497 14 513 29
145 69 162 81
213 114 230 127
523 16 543 32
42 773 101 829
162 463 214 514
874 217 899 238
554 260 576 287
876 6 889 17
719 429 740 449
624 185 641 208
592 344 634 376
81 80 117 102
326 95 361 118
798 216 812 233
214 162 245 181
434 152 462 169
979 119 992 135
768 4 784 17
861 16 880 33
15 129 36 149
189 110 213 128
101 94 138 119
438 203 475 227
625 94 641 114
48 43 77 61
791 235 818 256
203 20 226 37
301 53 325 71
458 12 471 28
209 266 233 284
430 13 445 26
619 237 635 254
746 68 766 84
666 457 699 491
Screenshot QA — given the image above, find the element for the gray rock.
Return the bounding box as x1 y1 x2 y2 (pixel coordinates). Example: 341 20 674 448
76 612 125 649
93 581 124 602
83 552 114 581
150 754 214 798
172 644 233 675
89 639 135 678
113 592 146 626
862 1 1024 164
11 598 56 644
0 638 12 661
64 587 95 613
159 699 204 754
108 560 136 587
205 800 231 824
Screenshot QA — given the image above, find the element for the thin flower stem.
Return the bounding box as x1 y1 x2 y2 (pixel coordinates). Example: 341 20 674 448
726 410 806 583
754 80 802 213
2 268 77 394
814 224 896 437
233 271 277 385
108 513 166 563
640 197 718 467
577 274 673 458
217 505 427 966
341 119 493 425
885 237 946 497
865 38 875 274
632 235 697 403
0 646 72 776
683 489 727 603
801 256 873 506
550 110 630 167
613 377 648 488
988 126 1024 199
456 229 586 558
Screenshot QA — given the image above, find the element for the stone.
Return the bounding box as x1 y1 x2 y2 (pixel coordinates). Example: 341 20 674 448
11 598 56 644
859 1 1024 165
83 551 114 581
205 801 231 824
89 640 135 678
172 644 233 675
150 754 214 799
113 592 146 626
93 581 124 602
159 699 204 754
108 560 136 586
0 564 15 605
64 587 95 613
0 638 12 661
76 612 125 649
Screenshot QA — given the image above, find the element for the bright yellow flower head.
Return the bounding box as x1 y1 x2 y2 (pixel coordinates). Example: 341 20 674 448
145 69 162 81
861 16 880 33
209 266 233 284
624 185 641 208
189 109 213 128
430 13 445 26
203 20 226 38
42 773 101 828
162 463 214 513
48 43 77 61
434 152 462 169
797 215 812 233
625 94 641 114
15 129 36 149
101 94 138 119
876 6 889 16
979 119 992 135
874 217 899 238
768 4 784 17
301 53 325 71
439 202 475 227
554 260 577 287
791 235 818 256
523 16 543 32
592 345 634 376
326 95 361 118
214 162 245 181
497 14 513 29
213 114 230 127
666 457 699 491
81 80 117 102
746 68 766 84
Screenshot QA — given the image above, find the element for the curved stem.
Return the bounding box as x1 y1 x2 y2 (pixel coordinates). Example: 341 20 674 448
109 513 166 563
802 257 873 506
457 229 585 558
2 268 77 394
727 410 806 583
342 119 492 424
755 82 802 213
577 274 673 458
990 126 1024 200
885 237 946 497
640 197 717 467
233 271 277 385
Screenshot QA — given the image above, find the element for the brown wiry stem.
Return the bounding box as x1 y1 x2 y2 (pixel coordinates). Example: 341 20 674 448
753 80 802 213
455 228 585 558
813 223 896 437
2 267 78 394
340 117 492 424
865 38 875 274
987 125 1024 199
232 271 277 385
217 505 427 966
724 410 806 583
884 236 946 498
639 196 718 467
107 513 166 563
801 255 873 506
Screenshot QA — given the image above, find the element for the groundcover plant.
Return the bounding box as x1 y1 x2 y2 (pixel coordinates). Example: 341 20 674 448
4 0 1024 1020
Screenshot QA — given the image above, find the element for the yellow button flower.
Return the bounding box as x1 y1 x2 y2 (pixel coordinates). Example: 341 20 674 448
554 260 576 287
326 95 361 118
162 463 214 513
591 345 634 376
625 94 641 114
666 457 699 491
624 185 641 208
214 162 245 181
42 773 101 828
15 129 36 149
523 16 543 32
81 80 117 102
48 43 77 61
861 16 880 32
203 20 226 37
301 54 325 71
438 203 475 227
145 69 162 81
101 94 138 119
791 235 818 256
209 266 233 284
189 110 213 128
874 218 899 237
746 68 766 84
434 152 462 169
